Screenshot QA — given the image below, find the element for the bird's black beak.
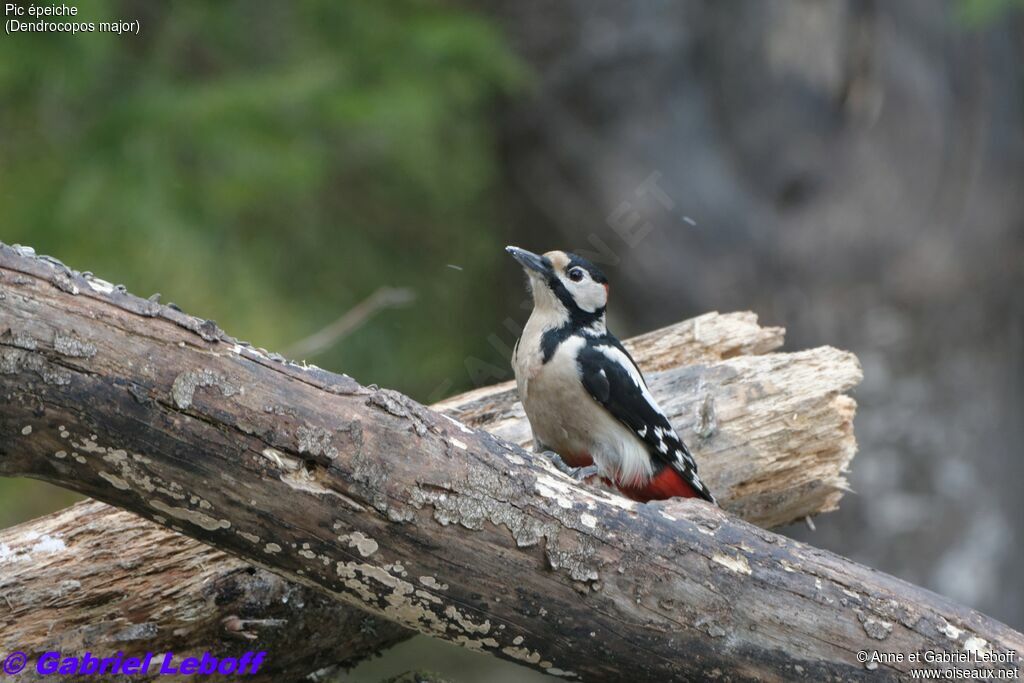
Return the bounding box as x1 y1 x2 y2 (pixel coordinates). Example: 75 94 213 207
505 246 551 276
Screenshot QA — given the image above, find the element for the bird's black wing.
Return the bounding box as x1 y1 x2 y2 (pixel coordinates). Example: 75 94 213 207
577 338 716 503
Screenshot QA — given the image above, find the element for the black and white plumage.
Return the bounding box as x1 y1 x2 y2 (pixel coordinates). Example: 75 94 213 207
507 246 716 504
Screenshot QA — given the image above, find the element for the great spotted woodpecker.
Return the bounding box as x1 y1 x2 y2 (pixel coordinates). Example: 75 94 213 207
507 246 716 504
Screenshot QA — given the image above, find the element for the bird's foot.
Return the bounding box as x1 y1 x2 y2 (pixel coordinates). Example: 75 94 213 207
540 450 576 475
539 452 604 486
568 465 601 485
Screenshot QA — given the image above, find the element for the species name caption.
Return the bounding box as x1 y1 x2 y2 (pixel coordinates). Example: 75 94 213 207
4 3 139 35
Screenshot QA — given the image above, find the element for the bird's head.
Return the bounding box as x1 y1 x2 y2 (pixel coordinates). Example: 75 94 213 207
506 246 609 325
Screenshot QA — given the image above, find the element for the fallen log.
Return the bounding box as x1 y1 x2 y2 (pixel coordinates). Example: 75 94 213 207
2 244 1019 681
0 500 412 683
0 306 797 678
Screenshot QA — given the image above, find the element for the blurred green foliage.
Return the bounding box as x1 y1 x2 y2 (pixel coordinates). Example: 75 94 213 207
956 0 1024 24
0 0 526 526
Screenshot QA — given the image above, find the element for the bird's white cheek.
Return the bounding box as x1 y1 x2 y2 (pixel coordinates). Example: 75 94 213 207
575 283 607 313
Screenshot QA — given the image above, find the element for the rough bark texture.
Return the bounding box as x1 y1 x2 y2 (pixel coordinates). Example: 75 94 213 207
2 244 1021 681
0 500 412 683
0 304 792 681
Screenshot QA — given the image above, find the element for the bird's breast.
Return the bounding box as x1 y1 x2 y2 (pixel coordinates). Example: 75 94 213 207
515 336 653 485
520 339 591 452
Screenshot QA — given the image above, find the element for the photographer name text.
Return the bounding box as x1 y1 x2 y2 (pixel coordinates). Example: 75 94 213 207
1 650 267 677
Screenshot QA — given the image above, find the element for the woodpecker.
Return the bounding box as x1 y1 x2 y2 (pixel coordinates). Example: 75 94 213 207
507 246 716 504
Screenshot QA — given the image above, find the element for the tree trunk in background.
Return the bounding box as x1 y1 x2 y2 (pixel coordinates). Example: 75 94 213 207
482 0 1024 628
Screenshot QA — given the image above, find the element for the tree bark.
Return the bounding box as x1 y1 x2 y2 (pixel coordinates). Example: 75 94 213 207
1 301 793 681
0 500 412 683
2 244 1020 681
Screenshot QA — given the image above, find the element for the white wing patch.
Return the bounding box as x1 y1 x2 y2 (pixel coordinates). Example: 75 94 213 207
581 340 716 503
594 345 668 417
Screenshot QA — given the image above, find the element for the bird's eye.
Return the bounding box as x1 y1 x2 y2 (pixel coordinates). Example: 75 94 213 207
568 267 585 282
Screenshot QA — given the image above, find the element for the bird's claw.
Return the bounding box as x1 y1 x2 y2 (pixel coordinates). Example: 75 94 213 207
541 450 575 475
569 465 601 483
540 452 601 485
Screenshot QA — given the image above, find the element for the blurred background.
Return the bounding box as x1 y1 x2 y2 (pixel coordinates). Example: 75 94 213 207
1 0 1022 680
